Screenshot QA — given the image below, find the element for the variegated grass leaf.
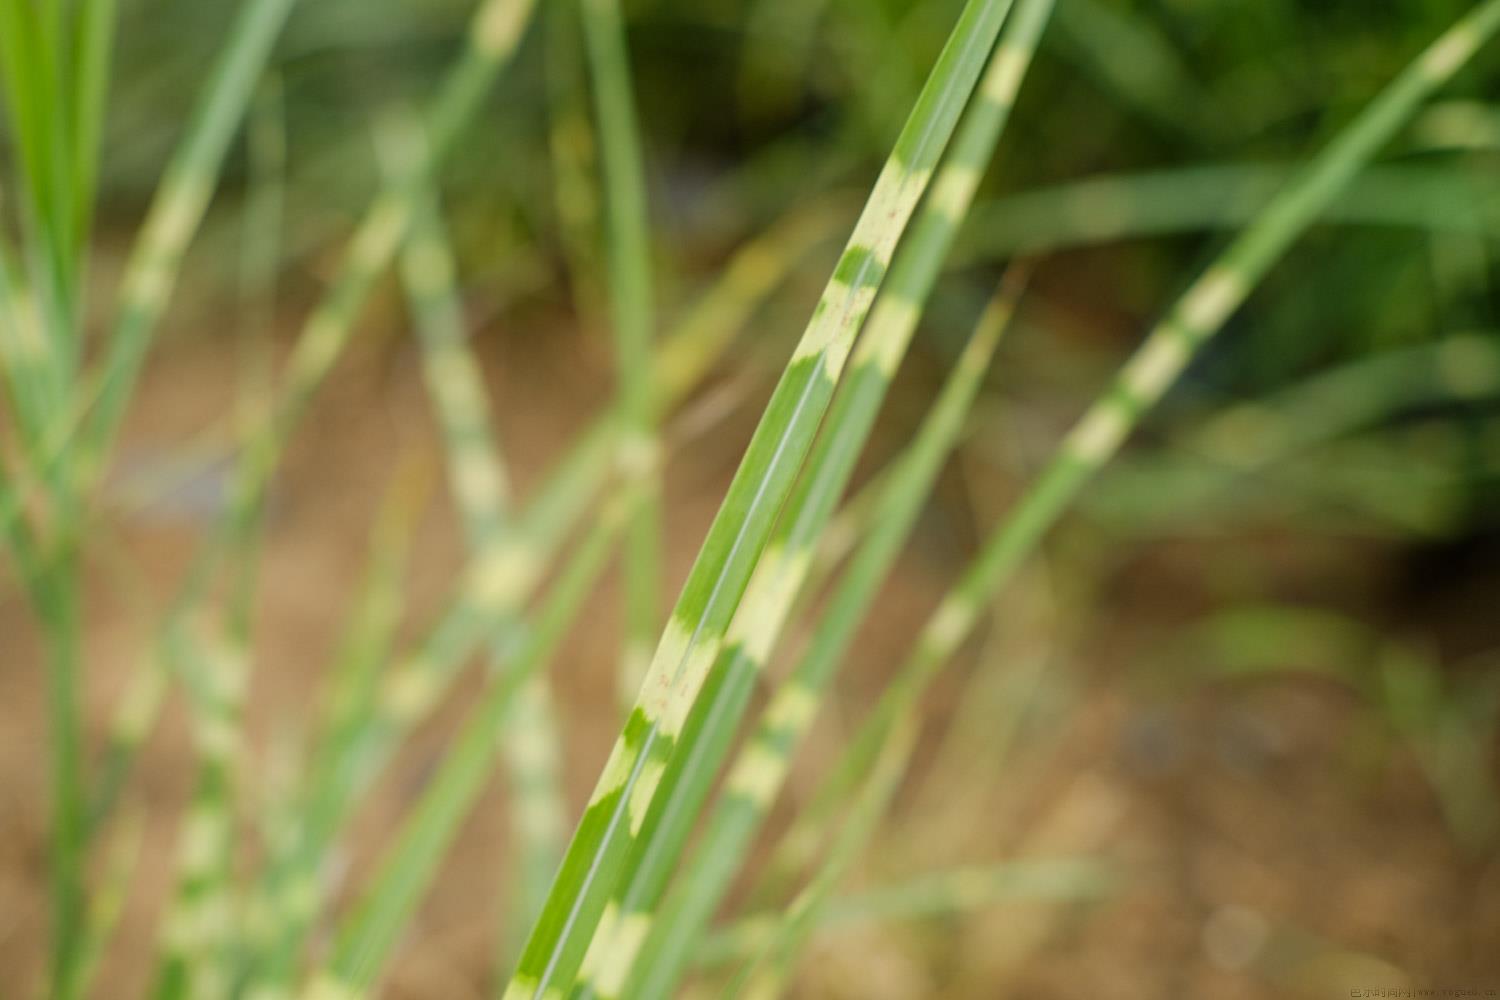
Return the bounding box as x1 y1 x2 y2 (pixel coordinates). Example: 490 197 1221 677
499 2 1016 995
628 270 1027 1000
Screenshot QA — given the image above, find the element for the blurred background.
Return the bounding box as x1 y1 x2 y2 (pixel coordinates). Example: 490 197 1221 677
3 0 1500 996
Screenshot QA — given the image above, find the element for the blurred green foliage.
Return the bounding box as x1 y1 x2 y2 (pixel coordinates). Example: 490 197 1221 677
99 0 1498 403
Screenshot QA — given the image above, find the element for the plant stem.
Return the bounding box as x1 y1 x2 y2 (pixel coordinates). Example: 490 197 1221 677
40 552 85 1000
579 0 661 710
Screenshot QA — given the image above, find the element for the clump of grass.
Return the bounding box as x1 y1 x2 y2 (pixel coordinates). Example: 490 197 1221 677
1 0 1498 997
0 1 295 994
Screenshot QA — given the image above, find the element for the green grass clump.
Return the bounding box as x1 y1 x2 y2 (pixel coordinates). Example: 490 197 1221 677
1 0 1498 997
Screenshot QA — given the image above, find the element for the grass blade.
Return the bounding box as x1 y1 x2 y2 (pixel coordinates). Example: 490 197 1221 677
498 675 570 972
149 617 251 1000
34 562 86 998
597 0 1054 985
545 1 604 324
696 858 1112 967
66 0 117 251
0 0 80 357
629 272 1026 1000
306 495 628 996
728 714 918 998
958 162 1500 260
579 0 662 708
499 2 1015 994
77 0 299 487
395 169 570 970
243 469 426 992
